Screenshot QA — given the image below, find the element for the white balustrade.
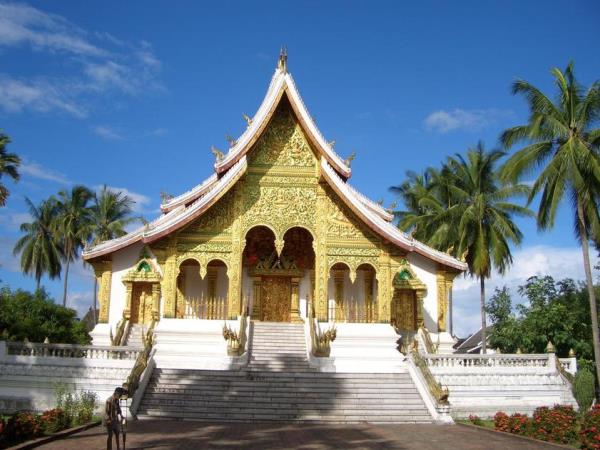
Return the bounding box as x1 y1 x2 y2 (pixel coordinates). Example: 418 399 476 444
424 353 551 371
5 342 141 360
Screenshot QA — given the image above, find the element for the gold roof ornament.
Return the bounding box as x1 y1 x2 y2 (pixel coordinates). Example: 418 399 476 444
344 151 356 167
328 140 336 148
225 133 237 147
277 46 288 73
546 341 556 353
242 114 253 126
211 145 225 162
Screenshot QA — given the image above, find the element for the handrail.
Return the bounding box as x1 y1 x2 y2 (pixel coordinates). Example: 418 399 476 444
307 298 336 357
410 343 449 405
124 320 156 399
111 319 128 346
419 327 437 354
424 353 551 369
555 355 575 384
6 341 141 360
222 298 249 357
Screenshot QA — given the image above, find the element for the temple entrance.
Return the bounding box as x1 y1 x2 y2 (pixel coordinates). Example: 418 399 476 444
391 289 417 331
130 282 153 324
260 276 291 321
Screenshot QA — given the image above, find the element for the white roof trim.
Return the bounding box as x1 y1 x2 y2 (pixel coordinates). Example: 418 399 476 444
83 157 248 260
321 159 467 271
214 68 351 178
160 173 218 213
346 182 394 222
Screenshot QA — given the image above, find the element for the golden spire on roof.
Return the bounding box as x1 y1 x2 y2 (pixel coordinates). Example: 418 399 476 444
277 46 288 73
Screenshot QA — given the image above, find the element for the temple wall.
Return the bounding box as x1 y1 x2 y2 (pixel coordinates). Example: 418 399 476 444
109 241 144 328
407 253 439 331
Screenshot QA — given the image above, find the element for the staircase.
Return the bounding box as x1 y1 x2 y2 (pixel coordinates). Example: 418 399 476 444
136 321 433 423
124 324 144 347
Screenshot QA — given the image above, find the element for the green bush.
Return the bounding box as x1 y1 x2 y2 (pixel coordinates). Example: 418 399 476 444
574 368 596 412
54 383 97 427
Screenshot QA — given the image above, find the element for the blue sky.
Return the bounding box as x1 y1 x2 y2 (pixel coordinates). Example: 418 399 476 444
0 0 599 336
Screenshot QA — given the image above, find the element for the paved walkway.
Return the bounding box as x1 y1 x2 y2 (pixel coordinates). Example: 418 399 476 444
36 420 565 450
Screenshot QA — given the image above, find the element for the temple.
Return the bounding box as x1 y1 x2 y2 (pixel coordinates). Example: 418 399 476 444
83 51 466 350
1 52 576 424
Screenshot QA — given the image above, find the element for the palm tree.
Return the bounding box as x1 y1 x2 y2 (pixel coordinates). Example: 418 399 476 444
54 185 93 306
500 62 600 378
13 198 62 290
392 143 532 352
88 186 136 321
448 143 533 353
0 133 21 207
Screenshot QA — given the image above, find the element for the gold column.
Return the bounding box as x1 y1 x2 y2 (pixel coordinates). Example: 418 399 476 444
228 188 243 319
152 283 161 320
93 260 112 323
291 276 302 323
364 269 374 323
376 259 392 323
160 237 178 318
436 269 448 332
123 282 133 320
176 273 185 318
333 269 345 322
416 290 425 328
207 266 218 319
314 183 329 321
251 277 261 320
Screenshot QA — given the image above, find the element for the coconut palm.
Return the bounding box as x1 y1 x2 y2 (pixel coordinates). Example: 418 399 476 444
500 62 600 378
392 143 532 352
13 198 62 290
0 133 21 207
448 143 533 353
54 185 93 306
88 186 136 321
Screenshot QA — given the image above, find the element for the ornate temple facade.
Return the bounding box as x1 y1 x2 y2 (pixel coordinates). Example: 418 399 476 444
83 53 467 344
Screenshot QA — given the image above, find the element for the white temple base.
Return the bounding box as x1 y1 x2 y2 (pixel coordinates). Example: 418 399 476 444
153 319 247 370
89 323 112 346
434 331 456 354
328 323 406 373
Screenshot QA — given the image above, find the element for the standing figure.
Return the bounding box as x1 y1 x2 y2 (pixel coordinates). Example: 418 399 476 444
103 388 124 450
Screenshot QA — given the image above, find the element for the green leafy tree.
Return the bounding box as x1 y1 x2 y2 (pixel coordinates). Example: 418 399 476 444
87 186 136 320
0 287 90 344
54 186 93 307
488 276 596 360
13 198 62 290
500 62 600 380
0 132 21 207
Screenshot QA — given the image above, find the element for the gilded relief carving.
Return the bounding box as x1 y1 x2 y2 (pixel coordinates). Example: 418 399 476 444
249 102 316 168
261 276 291 322
130 283 154 324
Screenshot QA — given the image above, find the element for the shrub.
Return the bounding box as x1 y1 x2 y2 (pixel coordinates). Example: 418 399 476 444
1 412 42 443
493 411 509 432
507 413 530 436
574 369 596 412
531 405 577 444
579 404 600 450
73 391 97 426
468 414 483 426
40 408 68 434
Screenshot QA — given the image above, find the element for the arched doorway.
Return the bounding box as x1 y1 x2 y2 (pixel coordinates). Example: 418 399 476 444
176 258 229 319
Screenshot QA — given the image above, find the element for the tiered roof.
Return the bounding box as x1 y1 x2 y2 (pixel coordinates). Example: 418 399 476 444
83 54 467 272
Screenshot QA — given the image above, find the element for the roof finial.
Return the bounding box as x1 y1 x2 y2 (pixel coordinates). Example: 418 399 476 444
277 46 288 73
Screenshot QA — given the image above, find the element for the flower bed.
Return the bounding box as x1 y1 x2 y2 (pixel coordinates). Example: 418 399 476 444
467 404 600 449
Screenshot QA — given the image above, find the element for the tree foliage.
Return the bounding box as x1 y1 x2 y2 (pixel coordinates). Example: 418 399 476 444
0 287 90 344
0 132 21 207
487 276 595 360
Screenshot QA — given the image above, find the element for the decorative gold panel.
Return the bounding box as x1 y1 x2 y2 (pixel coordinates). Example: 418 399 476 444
130 283 154 325
392 289 417 330
260 276 291 322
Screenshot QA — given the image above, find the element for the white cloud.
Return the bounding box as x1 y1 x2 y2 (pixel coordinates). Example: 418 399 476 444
96 185 151 213
0 1 162 117
0 236 21 272
452 245 596 337
67 290 94 317
424 108 513 133
0 75 87 117
92 125 124 141
20 161 70 184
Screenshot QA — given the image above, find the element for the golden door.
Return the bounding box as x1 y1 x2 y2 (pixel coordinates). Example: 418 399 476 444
130 283 153 324
261 276 291 322
391 289 417 330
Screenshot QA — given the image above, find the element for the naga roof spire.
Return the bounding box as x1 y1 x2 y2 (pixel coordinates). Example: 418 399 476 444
277 46 288 73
